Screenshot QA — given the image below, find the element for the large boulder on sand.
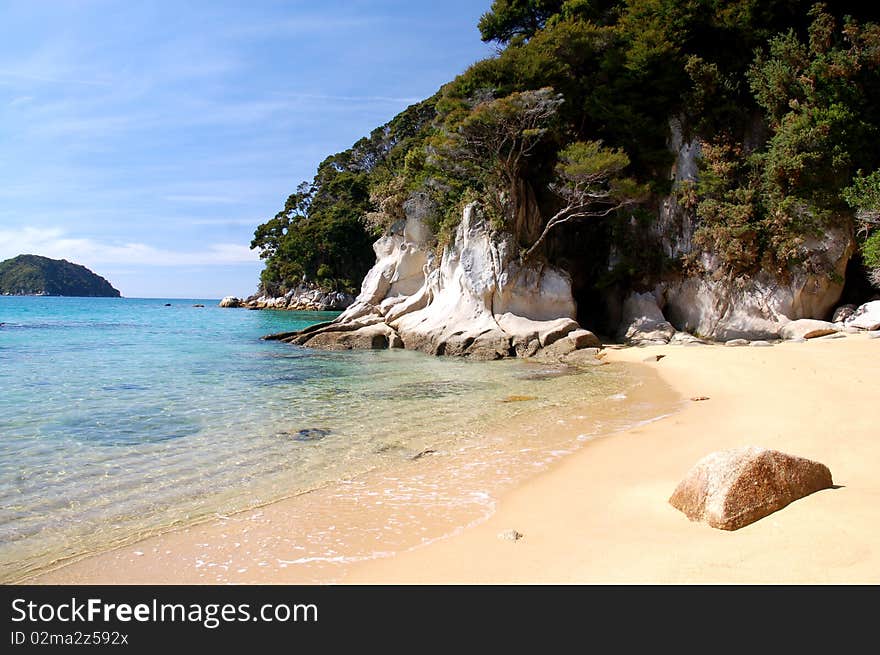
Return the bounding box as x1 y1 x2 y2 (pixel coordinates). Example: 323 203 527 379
669 447 833 530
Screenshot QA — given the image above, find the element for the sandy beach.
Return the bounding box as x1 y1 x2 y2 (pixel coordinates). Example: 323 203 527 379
30 333 878 584
346 333 879 584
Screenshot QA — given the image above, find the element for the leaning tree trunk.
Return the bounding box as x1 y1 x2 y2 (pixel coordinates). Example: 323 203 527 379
511 177 543 248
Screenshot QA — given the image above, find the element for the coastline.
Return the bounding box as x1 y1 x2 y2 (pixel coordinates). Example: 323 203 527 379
344 333 879 583
25 333 879 584
26 359 677 584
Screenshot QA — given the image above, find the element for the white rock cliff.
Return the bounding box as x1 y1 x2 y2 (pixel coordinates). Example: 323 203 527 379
268 199 601 362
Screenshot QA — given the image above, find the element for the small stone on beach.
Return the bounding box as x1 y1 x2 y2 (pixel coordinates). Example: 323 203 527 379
498 529 523 542
690 396 710 401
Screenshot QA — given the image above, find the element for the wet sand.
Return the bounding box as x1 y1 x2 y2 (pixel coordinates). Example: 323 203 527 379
28 361 677 584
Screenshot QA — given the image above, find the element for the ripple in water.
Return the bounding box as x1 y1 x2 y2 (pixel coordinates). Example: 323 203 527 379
40 407 201 446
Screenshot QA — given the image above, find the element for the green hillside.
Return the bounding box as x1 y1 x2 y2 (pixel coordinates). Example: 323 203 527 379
250 0 880 297
0 255 121 297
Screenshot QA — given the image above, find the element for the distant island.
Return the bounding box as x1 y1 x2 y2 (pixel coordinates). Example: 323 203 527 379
0 254 121 297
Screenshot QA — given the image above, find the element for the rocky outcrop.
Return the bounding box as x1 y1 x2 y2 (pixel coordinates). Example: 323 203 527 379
669 447 833 530
648 116 856 342
240 286 355 311
657 226 854 341
267 198 604 362
219 296 242 308
258 116 864 349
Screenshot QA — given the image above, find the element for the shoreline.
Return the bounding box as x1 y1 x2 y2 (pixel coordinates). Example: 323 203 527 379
23 333 879 584
344 333 879 583
25 360 677 584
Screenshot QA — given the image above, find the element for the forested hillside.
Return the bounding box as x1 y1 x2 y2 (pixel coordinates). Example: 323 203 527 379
250 0 880 299
0 255 121 297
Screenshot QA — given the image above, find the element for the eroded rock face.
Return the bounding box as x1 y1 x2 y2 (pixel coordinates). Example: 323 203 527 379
658 227 854 341
654 118 855 342
273 200 598 360
669 447 833 531
618 292 676 345
219 296 242 308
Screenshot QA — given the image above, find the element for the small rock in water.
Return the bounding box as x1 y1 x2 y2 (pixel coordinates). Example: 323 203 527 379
286 428 331 442
164 303 171 307
192 304 205 308
498 529 523 542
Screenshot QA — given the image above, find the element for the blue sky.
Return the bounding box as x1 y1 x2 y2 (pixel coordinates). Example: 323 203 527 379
0 0 494 298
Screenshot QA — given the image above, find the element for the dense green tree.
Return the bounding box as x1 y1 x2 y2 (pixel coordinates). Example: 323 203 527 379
522 140 647 259
478 0 565 44
844 170 880 287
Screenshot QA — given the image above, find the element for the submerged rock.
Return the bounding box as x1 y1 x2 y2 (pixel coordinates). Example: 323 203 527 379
289 428 331 442
669 447 833 530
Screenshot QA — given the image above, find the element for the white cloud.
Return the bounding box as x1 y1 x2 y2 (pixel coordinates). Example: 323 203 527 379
0 226 259 267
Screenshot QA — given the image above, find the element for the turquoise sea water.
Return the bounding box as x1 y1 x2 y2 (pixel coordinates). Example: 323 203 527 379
0 296 650 582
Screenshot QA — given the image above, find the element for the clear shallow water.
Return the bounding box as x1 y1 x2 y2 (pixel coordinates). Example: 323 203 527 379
0 296 649 582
